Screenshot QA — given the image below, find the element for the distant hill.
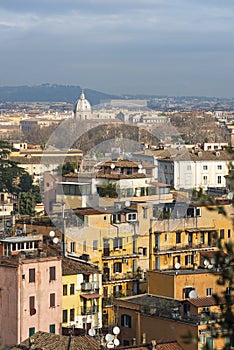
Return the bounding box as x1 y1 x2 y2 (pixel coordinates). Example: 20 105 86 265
0 84 120 105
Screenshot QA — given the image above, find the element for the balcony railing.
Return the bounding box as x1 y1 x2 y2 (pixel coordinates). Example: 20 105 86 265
141 306 219 325
102 272 140 283
81 282 99 292
81 306 99 315
153 242 216 253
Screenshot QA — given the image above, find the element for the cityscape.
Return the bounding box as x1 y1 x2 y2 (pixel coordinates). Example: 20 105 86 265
0 1 234 350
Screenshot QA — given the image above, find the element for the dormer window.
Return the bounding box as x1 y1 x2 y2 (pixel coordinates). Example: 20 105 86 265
127 213 137 221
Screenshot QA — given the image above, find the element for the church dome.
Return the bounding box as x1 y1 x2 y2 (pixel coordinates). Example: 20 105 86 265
73 90 91 114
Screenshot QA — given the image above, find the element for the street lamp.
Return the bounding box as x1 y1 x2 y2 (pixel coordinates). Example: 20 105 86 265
89 326 120 348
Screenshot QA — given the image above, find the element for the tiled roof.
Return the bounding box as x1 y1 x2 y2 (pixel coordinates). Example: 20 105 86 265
188 296 234 307
117 340 183 350
62 257 99 275
5 331 99 350
96 172 146 179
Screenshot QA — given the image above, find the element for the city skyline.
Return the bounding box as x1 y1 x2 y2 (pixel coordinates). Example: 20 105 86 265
0 0 234 98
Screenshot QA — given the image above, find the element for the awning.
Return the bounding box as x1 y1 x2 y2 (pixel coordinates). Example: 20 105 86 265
80 293 101 299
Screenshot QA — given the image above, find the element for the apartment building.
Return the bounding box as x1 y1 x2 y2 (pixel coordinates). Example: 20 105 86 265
114 269 233 349
62 256 102 334
150 200 233 271
0 252 62 348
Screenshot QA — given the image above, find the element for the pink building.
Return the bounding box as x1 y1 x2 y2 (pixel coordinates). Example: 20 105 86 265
0 253 62 348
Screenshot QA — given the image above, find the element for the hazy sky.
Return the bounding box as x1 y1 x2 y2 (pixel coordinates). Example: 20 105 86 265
0 0 234 97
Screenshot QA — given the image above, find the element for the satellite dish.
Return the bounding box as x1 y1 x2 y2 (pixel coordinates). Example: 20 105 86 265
210 258 215 265
189 290 198 298
105 334 113 342
49 230 55 238
113 338 120 346
110 163 115 169
227 192 233 200
113 326 120 335
175 262 181 270
53 237 59 244
125 201 130 207
107 341 114 349
88 328 96 337
208 264 213 269
138 169 143 174
138 164 142 169
204 259 209 266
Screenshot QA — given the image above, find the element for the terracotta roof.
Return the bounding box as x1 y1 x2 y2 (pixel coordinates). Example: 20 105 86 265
96 172 146 179
101 160 140 168
188 296 234 307
117 341 183 350
5 331 99 350
62 257 99 275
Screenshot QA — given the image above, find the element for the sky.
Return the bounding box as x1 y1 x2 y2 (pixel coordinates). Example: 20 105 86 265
0 0 234 97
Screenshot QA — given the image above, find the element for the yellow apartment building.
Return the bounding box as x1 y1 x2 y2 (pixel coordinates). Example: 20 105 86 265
114 269 233 349
149 200 233 271
61 257 102 334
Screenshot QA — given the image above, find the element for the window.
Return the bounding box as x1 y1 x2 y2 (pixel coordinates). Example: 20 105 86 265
200 232 205 244
49 324 55 334
112 213 121 223
206 288 213 296
63 310 68 323
70 242 76 253
187 165 191 170
113 262 122 273
203 175 208 185
127 213 137 221
217 175 222 184
93 240 98 251
121 314 132 328
70 284 75 295
29 296 35 311
176 232 181 244
63 284 68 296
228 229 231 238
50 293 55 307
29 327 35 337
113 237 122 250
103 215 108 221
70 308 75 322
220 229 224 239
226 287 232 295
164 233 168 242
143 207 147 219
83 241 86 252
217 165 222 170
49 266 56 281
185 255 193 265
206 336 213 350
29 268 35 283
203 165 208 170
184 287 194 298
142 247 147 256
103 287 108 298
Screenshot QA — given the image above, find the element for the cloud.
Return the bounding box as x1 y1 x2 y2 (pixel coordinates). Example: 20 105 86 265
0 0 233 96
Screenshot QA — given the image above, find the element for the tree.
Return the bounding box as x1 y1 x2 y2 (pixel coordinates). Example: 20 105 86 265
19 172 33 193
17 190 36 216
0 141 24 194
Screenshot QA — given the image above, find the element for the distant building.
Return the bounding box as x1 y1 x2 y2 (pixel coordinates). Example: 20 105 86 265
73 91 92 120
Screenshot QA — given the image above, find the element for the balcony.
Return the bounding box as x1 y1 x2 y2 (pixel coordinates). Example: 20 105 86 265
153 242 216 254
81 306 99 315
102 272 139 284
81 282 99 292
